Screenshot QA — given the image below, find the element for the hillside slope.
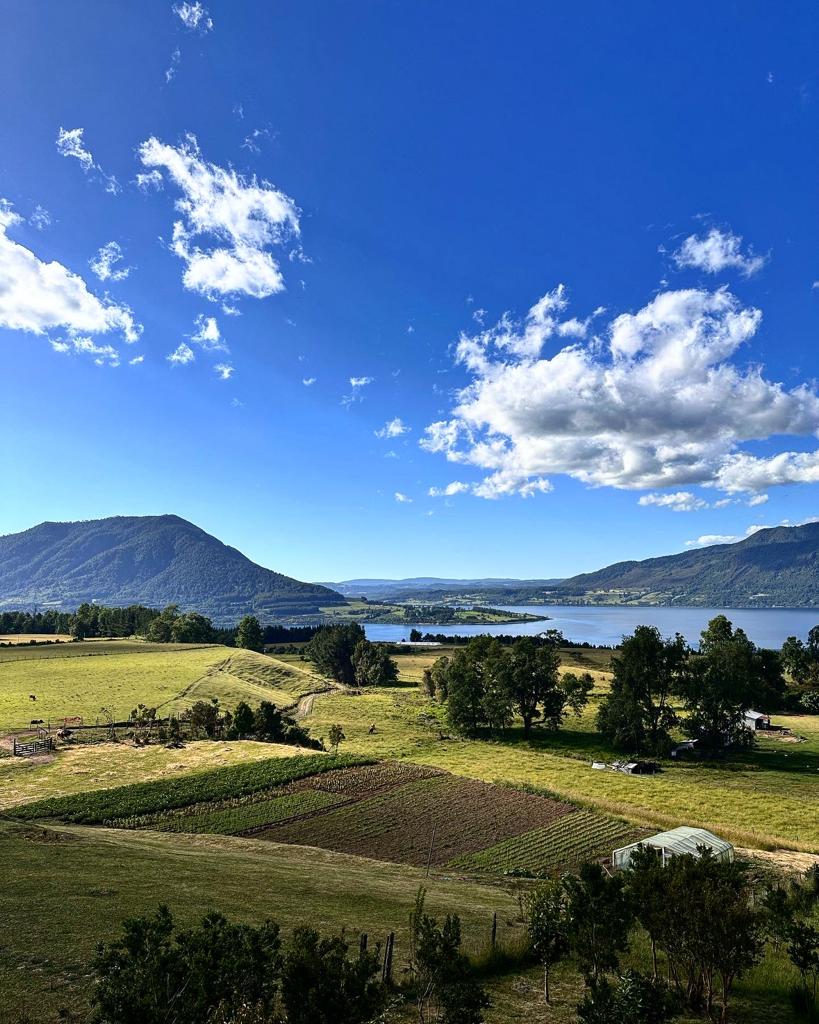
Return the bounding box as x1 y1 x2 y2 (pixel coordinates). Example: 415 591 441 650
558 521 819 607
0 515 344 621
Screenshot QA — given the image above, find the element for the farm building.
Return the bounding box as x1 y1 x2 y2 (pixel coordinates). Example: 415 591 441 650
743 709 772 731
612 826 734 870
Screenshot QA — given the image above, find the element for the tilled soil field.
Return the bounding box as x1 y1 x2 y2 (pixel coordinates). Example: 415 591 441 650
258 772 576 866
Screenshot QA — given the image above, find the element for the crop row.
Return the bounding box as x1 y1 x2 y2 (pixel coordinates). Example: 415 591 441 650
151 790 343 835
448 811 635 875
12 753 372 824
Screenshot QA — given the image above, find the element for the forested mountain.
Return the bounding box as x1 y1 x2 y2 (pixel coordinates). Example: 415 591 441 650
556 522 819 607
0 515 345 623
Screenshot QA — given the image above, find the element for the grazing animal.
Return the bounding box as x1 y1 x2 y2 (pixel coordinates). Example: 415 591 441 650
29 694 36 701
30 719 44 727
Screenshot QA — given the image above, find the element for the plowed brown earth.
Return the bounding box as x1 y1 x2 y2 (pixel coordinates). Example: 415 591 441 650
259 773 575 866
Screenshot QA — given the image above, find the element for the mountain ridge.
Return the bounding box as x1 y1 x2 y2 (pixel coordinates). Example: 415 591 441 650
0 515 345 623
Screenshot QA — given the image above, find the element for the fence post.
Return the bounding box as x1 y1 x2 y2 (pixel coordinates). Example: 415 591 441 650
359 932 368 956
382 932 394 984
491 912 497 948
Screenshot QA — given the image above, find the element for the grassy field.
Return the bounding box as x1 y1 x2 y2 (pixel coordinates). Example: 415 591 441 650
0 641 324 730
0 633 73 644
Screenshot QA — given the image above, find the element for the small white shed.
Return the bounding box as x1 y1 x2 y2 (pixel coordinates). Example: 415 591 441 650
612 826 734 870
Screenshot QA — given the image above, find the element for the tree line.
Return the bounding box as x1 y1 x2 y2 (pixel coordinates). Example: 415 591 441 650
304 623 399 687
80 850 819 1024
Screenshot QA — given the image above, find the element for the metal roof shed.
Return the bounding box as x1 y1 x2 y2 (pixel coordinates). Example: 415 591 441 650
612 827 734 870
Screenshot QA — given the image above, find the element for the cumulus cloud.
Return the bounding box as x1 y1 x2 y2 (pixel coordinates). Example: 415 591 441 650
0 200 140 363
671 227 766 277
302 377 316 386
129 355 144 365
375 417 409 439
167 342 195 365
214 362 233 380
638 491 708 512
428 481 470 497
191 313 226 350
56 127 120 194
686 516 819 548
421 283 819 499
89 241 131 282
135 170 164 192
138 133 299 300
173 1 212 32
394 492 413 503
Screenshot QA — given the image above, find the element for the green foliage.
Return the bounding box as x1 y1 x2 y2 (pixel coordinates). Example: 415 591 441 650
305 624 366 684
236 615 265 652
562 861 634 983
525 880 569 1002
11 753 369 824
280 926 385 1024
597 626 687 755
577 971 679 1024
787 920 819 1007
351 639 398 686
91 905 281 1024
233 700 256 738
328 723 345 755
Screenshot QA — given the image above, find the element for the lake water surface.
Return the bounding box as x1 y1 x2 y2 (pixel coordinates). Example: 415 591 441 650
363 605 819 649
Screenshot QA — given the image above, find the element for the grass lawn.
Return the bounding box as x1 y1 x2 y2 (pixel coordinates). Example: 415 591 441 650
0 642 322 731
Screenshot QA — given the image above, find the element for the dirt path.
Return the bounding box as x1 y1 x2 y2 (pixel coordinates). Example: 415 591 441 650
286 687 337 720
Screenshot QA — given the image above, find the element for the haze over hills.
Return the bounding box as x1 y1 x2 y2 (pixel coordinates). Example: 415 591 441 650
0 515 345 623
316 577 565 602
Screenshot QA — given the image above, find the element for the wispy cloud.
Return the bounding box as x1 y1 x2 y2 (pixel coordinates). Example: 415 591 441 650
638 491 708 512
375 417 409 439
89 241 131 282
214 362 233 380
56 127 120 194
172 1 213 32
29 205 51 231
428 481 469 497
394 492 413 503
670 227 766 277
302 377 316 386
138 133 299 301
341 375 374 407
165 47 181 83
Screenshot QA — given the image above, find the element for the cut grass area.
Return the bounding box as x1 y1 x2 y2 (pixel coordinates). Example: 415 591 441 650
10 752 361 824
149 789 344 834
306 686 819 852
0 819 522 1023
0 643 323 731
449 810 639 875
0 740 308 810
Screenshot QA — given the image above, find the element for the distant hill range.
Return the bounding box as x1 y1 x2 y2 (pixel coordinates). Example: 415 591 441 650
0 515 345 623
553 522 819 608
318 577 565 604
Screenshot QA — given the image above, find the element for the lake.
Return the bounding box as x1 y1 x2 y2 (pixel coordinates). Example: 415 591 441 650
363 605 819 649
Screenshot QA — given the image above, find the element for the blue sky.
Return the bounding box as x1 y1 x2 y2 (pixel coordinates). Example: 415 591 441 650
2 1 819 582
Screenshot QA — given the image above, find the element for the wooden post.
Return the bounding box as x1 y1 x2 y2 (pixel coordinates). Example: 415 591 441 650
359 932 368 956
425 826 437 877
491 912 497 948
382 932 394 984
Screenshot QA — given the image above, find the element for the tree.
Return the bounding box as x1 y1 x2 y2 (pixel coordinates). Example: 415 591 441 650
410 629 423 643
328 723 345 755
171 611 215 644
254 701 286 741
625 845 667 978
92 906 281 1024
577 971 679 1024
563 862 634 983
526 880 569 1002
597 627 687 755
505 638 564 737
787 921 819 1009
410 889 489 1024
232 701 255 739
680 616 776 753
280 926 384 1024
561 671 595 717
445 642 491 736
145 605 180 643
186 698 225 739
305 624 366 684
351 639 398 686
236 615 265 652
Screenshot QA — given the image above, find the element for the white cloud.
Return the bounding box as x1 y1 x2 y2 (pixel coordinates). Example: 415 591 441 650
686 516 819 547
375 417 409 439
135 170 164 192
671 227 766 277
165 47 181 83
56 127 120 194
242 127 271 153
350 376 373 388
747 493 769 507
428 481 469 497
89 241 131 282
138 133 299 300
173 1 213 32
129 355 144 365
214 362 233 380
421 283 819 499
394 492 413 503
0 200 140 361
342 375 374 407
638 491 708 512
51 336 121 367
191 313 226 350
167 342 195 365
302 377 316 386
29 206 51 230
685 534 740 548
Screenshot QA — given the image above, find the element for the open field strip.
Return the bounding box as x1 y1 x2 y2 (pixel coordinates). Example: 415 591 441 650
0 740 310 809
0 632 73 644
0 642 324 730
